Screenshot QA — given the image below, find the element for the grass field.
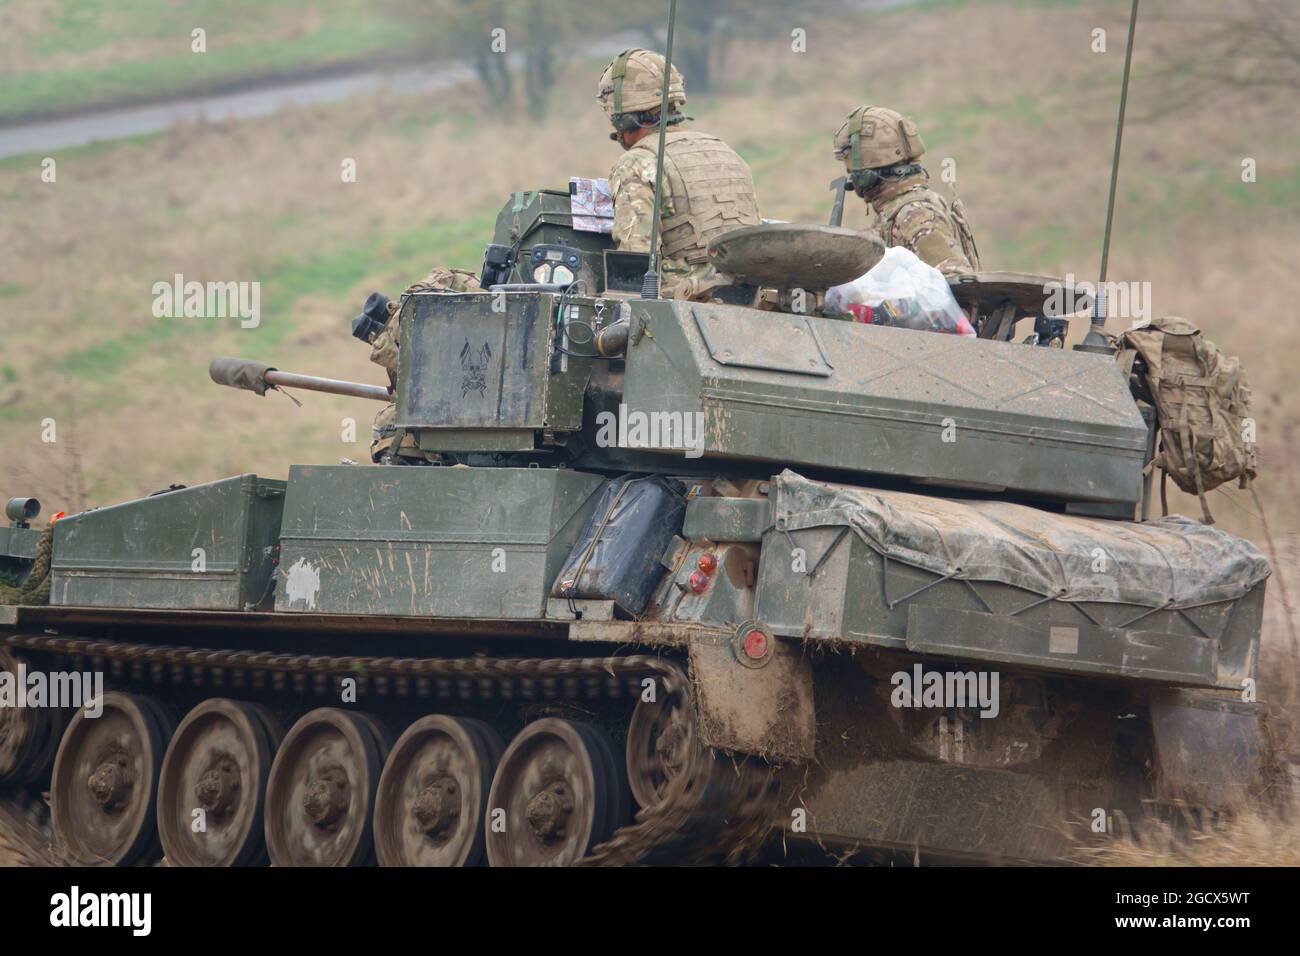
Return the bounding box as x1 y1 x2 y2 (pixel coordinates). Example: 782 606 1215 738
0 0 1297 859
0 0 429 122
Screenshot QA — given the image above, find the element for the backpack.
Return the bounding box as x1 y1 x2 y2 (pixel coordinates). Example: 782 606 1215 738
1116 316 1256 524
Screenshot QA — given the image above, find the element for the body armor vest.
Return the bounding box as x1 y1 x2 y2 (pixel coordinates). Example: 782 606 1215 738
632 130 760 264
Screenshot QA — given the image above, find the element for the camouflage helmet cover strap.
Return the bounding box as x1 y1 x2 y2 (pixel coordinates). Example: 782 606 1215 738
611 47 635 116
846 105 867 173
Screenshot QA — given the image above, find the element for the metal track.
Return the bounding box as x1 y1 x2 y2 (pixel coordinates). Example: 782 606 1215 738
2 632 776 866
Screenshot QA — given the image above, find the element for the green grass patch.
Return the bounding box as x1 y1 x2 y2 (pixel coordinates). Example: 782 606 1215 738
52 209 498 382
0 0 431 122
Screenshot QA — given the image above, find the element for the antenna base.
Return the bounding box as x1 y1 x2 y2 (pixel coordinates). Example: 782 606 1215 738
640 270 661 300
1074 324 1116 355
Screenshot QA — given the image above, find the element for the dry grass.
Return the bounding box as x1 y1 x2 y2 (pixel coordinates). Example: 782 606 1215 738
1075 804 1300 866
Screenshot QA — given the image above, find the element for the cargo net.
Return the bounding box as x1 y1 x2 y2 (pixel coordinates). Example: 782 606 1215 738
0 527 52 608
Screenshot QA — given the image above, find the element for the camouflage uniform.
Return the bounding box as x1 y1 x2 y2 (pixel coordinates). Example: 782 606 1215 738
597 48 760 301
609 131 761 300
833 105 981 277
866 170 980 277
369 266 481 462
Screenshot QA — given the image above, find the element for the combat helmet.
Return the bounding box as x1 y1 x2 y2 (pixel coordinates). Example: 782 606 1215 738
833 106 926 190
597 48 687 135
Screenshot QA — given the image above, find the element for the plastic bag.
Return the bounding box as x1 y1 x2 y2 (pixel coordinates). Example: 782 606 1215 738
824 247 975 337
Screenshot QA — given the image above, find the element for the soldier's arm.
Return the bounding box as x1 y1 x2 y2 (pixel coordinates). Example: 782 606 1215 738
609 153 658 253
894 201 975 277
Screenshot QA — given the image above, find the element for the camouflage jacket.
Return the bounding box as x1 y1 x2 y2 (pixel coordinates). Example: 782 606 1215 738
609 130 759 300
866 171 981 277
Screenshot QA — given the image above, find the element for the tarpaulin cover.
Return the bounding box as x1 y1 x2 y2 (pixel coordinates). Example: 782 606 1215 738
772 470 1270 609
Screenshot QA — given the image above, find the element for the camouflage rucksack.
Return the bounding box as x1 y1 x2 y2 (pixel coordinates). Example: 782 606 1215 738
1116 316 1256 524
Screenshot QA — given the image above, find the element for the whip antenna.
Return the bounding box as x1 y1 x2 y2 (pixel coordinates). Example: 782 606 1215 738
641 0 678 300
1079 0 1139 353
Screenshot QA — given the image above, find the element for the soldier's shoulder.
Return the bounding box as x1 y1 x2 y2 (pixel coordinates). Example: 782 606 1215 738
669 128 742 154
886 184 953 220
610 149 658 188
670 128 718 143
915 183 958 212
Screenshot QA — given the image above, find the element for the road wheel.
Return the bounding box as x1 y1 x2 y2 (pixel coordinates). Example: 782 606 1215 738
51 691 173 866
485 718 621 866
625 680 698 810
0 650 68 786
157 699 281 867
374 715 502 866
264 708 385 866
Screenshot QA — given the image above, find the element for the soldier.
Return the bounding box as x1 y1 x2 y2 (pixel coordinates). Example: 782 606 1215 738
833 106 981 277
367 266 481 463
597 48 761 302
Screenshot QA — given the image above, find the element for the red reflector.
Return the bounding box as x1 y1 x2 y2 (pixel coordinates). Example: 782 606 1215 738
742 629 768 660
688 569 709 594
50 511 66 523
697 552 717 574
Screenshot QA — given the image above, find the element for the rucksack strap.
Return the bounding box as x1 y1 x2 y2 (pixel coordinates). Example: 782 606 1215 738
1177 395 1214 525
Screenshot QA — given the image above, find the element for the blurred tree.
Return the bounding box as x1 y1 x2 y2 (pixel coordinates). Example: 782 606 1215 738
1146 0 1300 113
627 0 841 94
383 0 846 112
469 0 513 104
523 0 558 117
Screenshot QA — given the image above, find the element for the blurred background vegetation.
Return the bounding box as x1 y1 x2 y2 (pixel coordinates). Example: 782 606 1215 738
0 0 840 121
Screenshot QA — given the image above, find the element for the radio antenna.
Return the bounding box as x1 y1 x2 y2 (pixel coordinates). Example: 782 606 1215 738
640 0 678 300
1079 0 1139 353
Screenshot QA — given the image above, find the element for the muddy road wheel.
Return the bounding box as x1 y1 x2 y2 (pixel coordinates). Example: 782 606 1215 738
157 699 281 867
0 650 67 786
51 692 174 866
374 715 502 866
264 708 386 867
626 681 698 809
485 718 622 866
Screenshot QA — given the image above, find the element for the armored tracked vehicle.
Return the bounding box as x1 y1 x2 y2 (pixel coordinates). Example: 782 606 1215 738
0 188 1272 867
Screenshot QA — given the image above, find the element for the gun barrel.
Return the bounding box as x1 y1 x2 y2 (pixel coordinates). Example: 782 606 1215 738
209 357 390 402
264 369 390 402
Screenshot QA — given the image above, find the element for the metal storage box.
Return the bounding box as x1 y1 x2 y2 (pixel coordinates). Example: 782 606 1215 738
50 474 285 610
621 302 1150 506
275 465 607 618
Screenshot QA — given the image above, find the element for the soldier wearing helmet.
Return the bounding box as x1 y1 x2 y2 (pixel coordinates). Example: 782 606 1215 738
597 48 761 301
833 106 981 277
